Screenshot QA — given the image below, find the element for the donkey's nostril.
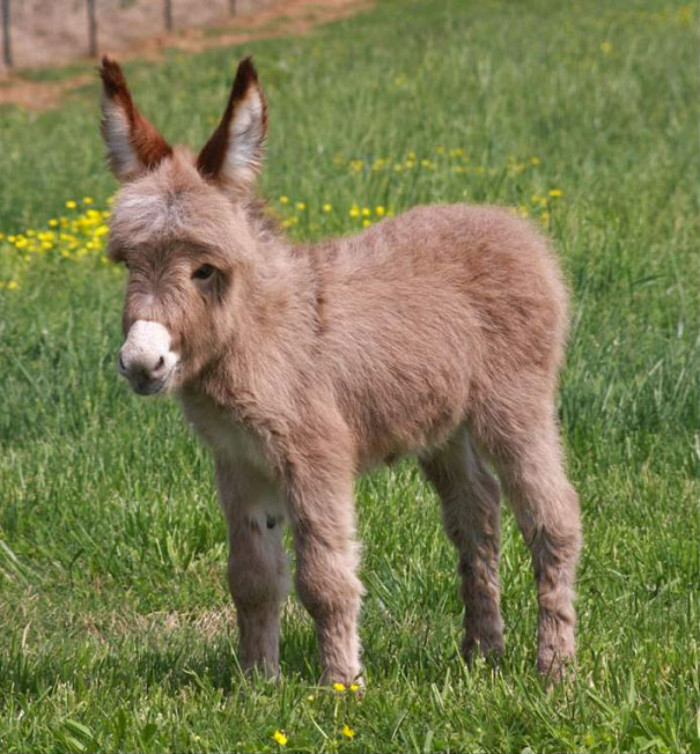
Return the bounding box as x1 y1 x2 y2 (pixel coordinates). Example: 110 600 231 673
118 353 127 374
154 356 165 372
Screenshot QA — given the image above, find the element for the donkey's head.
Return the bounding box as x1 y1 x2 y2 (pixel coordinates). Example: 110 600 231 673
100 56 268 395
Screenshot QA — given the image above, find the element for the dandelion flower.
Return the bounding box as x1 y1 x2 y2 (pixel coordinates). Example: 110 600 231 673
361 207 371 217
349 683 360 692
333 682 346 692
601 41 612 53
342 724 356 739
279 195 290 205
6 280 19 291
549 189 563 198
362 219 372 227
272 730 288 746
375 206 385 217
295 202 306 211
322 203 333 213
82 196 94 204
65 200 77 209
530 156 541 166
348 206 360 219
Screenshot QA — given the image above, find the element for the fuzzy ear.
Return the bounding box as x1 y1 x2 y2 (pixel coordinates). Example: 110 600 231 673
99 56 173 182
196 57 268 196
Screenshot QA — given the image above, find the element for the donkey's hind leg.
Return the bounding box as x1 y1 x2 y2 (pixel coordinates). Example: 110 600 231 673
420 428 504 662
478 403 581 680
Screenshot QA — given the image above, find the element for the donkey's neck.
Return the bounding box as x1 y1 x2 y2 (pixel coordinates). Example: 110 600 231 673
188 230 320 416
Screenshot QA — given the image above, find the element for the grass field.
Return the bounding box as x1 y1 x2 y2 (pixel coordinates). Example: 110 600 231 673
1 0 698 751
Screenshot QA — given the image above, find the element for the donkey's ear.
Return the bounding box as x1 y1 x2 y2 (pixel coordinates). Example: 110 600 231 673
99 56 173 182
196 57 267 197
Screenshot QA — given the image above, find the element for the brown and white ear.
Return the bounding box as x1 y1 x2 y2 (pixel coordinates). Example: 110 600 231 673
99 56 173 182
196 56 267 197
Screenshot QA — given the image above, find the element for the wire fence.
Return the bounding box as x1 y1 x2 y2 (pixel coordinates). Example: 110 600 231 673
1 0 273 70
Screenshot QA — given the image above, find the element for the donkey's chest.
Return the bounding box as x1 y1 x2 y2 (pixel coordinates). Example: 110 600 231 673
179 393 272 476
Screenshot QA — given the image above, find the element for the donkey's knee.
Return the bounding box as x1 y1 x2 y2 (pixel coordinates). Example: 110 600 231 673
295 539 364 685
228 516 290 676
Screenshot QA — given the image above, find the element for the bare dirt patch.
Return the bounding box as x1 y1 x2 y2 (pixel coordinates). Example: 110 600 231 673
0 0 371 110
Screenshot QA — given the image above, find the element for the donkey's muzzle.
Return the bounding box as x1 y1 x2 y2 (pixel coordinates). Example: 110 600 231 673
118 319 179 396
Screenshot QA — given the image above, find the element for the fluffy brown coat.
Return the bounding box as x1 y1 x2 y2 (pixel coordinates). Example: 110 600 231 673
101 56 581 684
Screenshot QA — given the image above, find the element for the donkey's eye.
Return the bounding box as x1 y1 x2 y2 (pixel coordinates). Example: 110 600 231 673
192 264 216 281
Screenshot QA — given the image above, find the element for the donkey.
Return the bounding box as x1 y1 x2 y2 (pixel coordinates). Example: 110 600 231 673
100 55 581 685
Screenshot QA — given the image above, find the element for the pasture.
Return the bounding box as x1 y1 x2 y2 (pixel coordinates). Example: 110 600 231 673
0 0 698 751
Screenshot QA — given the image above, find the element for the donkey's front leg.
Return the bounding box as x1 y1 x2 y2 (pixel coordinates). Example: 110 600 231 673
287 459 364 685
216 459 290 678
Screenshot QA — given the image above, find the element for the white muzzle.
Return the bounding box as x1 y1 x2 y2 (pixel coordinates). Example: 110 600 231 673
118 320 179 395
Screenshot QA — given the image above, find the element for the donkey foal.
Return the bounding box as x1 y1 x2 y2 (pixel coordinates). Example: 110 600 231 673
100 56 581 684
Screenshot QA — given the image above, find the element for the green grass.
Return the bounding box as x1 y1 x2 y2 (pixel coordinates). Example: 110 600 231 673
1 0 698 751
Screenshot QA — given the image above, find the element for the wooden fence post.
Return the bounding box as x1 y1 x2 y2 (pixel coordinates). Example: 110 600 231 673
1 0 12 68
87 0 98 57
164 0 173 30
229 0 236 16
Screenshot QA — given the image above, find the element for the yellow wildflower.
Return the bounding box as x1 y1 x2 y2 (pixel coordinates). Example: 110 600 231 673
295 201 306 211
342 724 356 739
48 219 58 227
362 219 372 227
322 203 333 213
349 683 360 692
333 682 346 692
279 195 290 205
530 156 541 166
601 41 612 53
549 189 563 198
375 206 385 217
65 200 77 209
83 196 94 204
5 280 19 291
272 730 288 746
348 206 360 219
361 207 371 217
435 145 445 154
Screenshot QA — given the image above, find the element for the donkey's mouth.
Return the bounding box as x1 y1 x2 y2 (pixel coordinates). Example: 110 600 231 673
131 365 177 396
